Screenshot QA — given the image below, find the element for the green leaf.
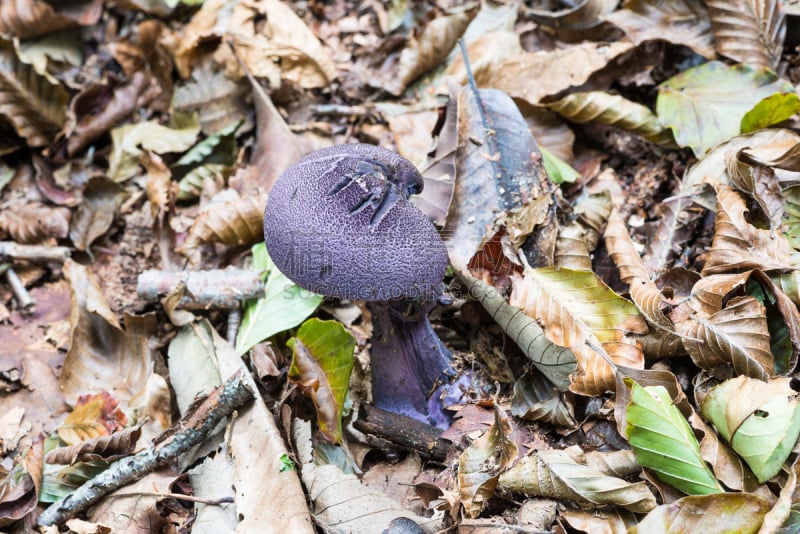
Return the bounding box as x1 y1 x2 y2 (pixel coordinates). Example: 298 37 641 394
701 376 800 483
656 61 793 156
541 146 579 184
625 379 723 495
287 319 354 443
236 243 322 355
741 92 800 134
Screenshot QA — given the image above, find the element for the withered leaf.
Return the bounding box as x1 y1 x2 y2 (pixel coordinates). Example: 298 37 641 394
0 38 67 147
707 0 785 70
47 426 141 465
0 0 103 40
69 176 123 252
680 296 774 380
0 202 70 243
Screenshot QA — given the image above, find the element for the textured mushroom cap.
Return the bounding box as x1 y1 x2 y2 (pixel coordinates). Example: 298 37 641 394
264 144 448 302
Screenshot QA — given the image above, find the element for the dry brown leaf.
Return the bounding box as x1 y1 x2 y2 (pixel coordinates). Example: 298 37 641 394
108 19 174 112
445 30 523 88
57 391 127 445
69 177 123 252
47 426 141 465
726 148 784 233
634 331 687 359
0 0 103 39
0 202 70 243
498 447 656 513
173 61 250 136
554 222 592 271
487 41 633 107
179 191 267 260
545 91 675 146
529 0 619 42
60 260 154 407
707 0 785 70
702 184 794 275
511 268 647 396
458 406 517 518
387 3 480 95
604 208 649 283
605 0 714 58
0 38 67 147
516 102 576 164
67 72 152 157
680 295 774 380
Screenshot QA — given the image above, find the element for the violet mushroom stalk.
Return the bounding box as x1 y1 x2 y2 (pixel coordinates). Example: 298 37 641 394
263 144 455 428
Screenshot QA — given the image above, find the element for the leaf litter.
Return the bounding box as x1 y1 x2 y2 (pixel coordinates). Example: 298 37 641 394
1 0 800 532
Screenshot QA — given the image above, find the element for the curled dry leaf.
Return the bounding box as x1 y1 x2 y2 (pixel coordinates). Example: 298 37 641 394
108 19 174 112
0 38 68 147
511 371 577 428
0 202 70 243
554 222 592 271
680 296 774 380
706 0 785 71
458 406 517 518
604 208 650 284
545 91 675 146
516 102 576 164
510 267 648 396
498 447 657 513
605 0 714 58
630 493 770 533
0 0 103 40
529 0 619 42
173 61 250 136
702 184 794 275
386 3 479 95
725 148 784 233
46 426 142 465
445 31 523 89
69 177 123 252
179 191 268 259
230 0 337 89
57 391 127 445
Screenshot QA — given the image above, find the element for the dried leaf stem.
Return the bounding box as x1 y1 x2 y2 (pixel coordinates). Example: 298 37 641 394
37 371 254 527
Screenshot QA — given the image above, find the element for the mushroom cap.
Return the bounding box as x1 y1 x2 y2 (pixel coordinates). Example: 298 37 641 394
264 144 448 302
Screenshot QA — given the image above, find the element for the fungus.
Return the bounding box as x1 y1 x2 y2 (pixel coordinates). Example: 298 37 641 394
264 144 455 427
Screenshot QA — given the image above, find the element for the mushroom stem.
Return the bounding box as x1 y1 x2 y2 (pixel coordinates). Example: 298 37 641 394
368 300 454 428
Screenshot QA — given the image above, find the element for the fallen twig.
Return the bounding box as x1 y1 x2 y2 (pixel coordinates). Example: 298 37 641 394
37 371 254 527
137 269 264 310
4 266 34 312
0 241 71 263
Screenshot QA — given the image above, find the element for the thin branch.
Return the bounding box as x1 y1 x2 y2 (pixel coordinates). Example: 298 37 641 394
37 371 254 527
0 241 71 263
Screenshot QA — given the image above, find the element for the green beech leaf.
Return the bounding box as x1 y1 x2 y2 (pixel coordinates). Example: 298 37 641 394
701 376 800 483
236 243 323 355
625 380 723 495
541 146 580 184
288 318 355 443
741 92 800 134
656 61 793 156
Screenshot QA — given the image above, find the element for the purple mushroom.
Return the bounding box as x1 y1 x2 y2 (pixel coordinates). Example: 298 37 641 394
264 144 455 427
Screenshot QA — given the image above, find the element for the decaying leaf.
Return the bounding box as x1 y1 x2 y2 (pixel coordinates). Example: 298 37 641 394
511 371 577 428
702 184 794 275
179 191 267 259
706 0 785 71
69 176 124 252
458 406 517 517
287 319 355 443
173 62 250 136
0 202 69 243
656 61 793 157
630 493 770 533
498 446 656 513
701 375 800 483
57 392 127 445
605 0 714 58
680 296 774 380
47 426 141 465
0 38 67 147
726 148 784 233
511 267 648 396
545 91 675 146
0 0 103 40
